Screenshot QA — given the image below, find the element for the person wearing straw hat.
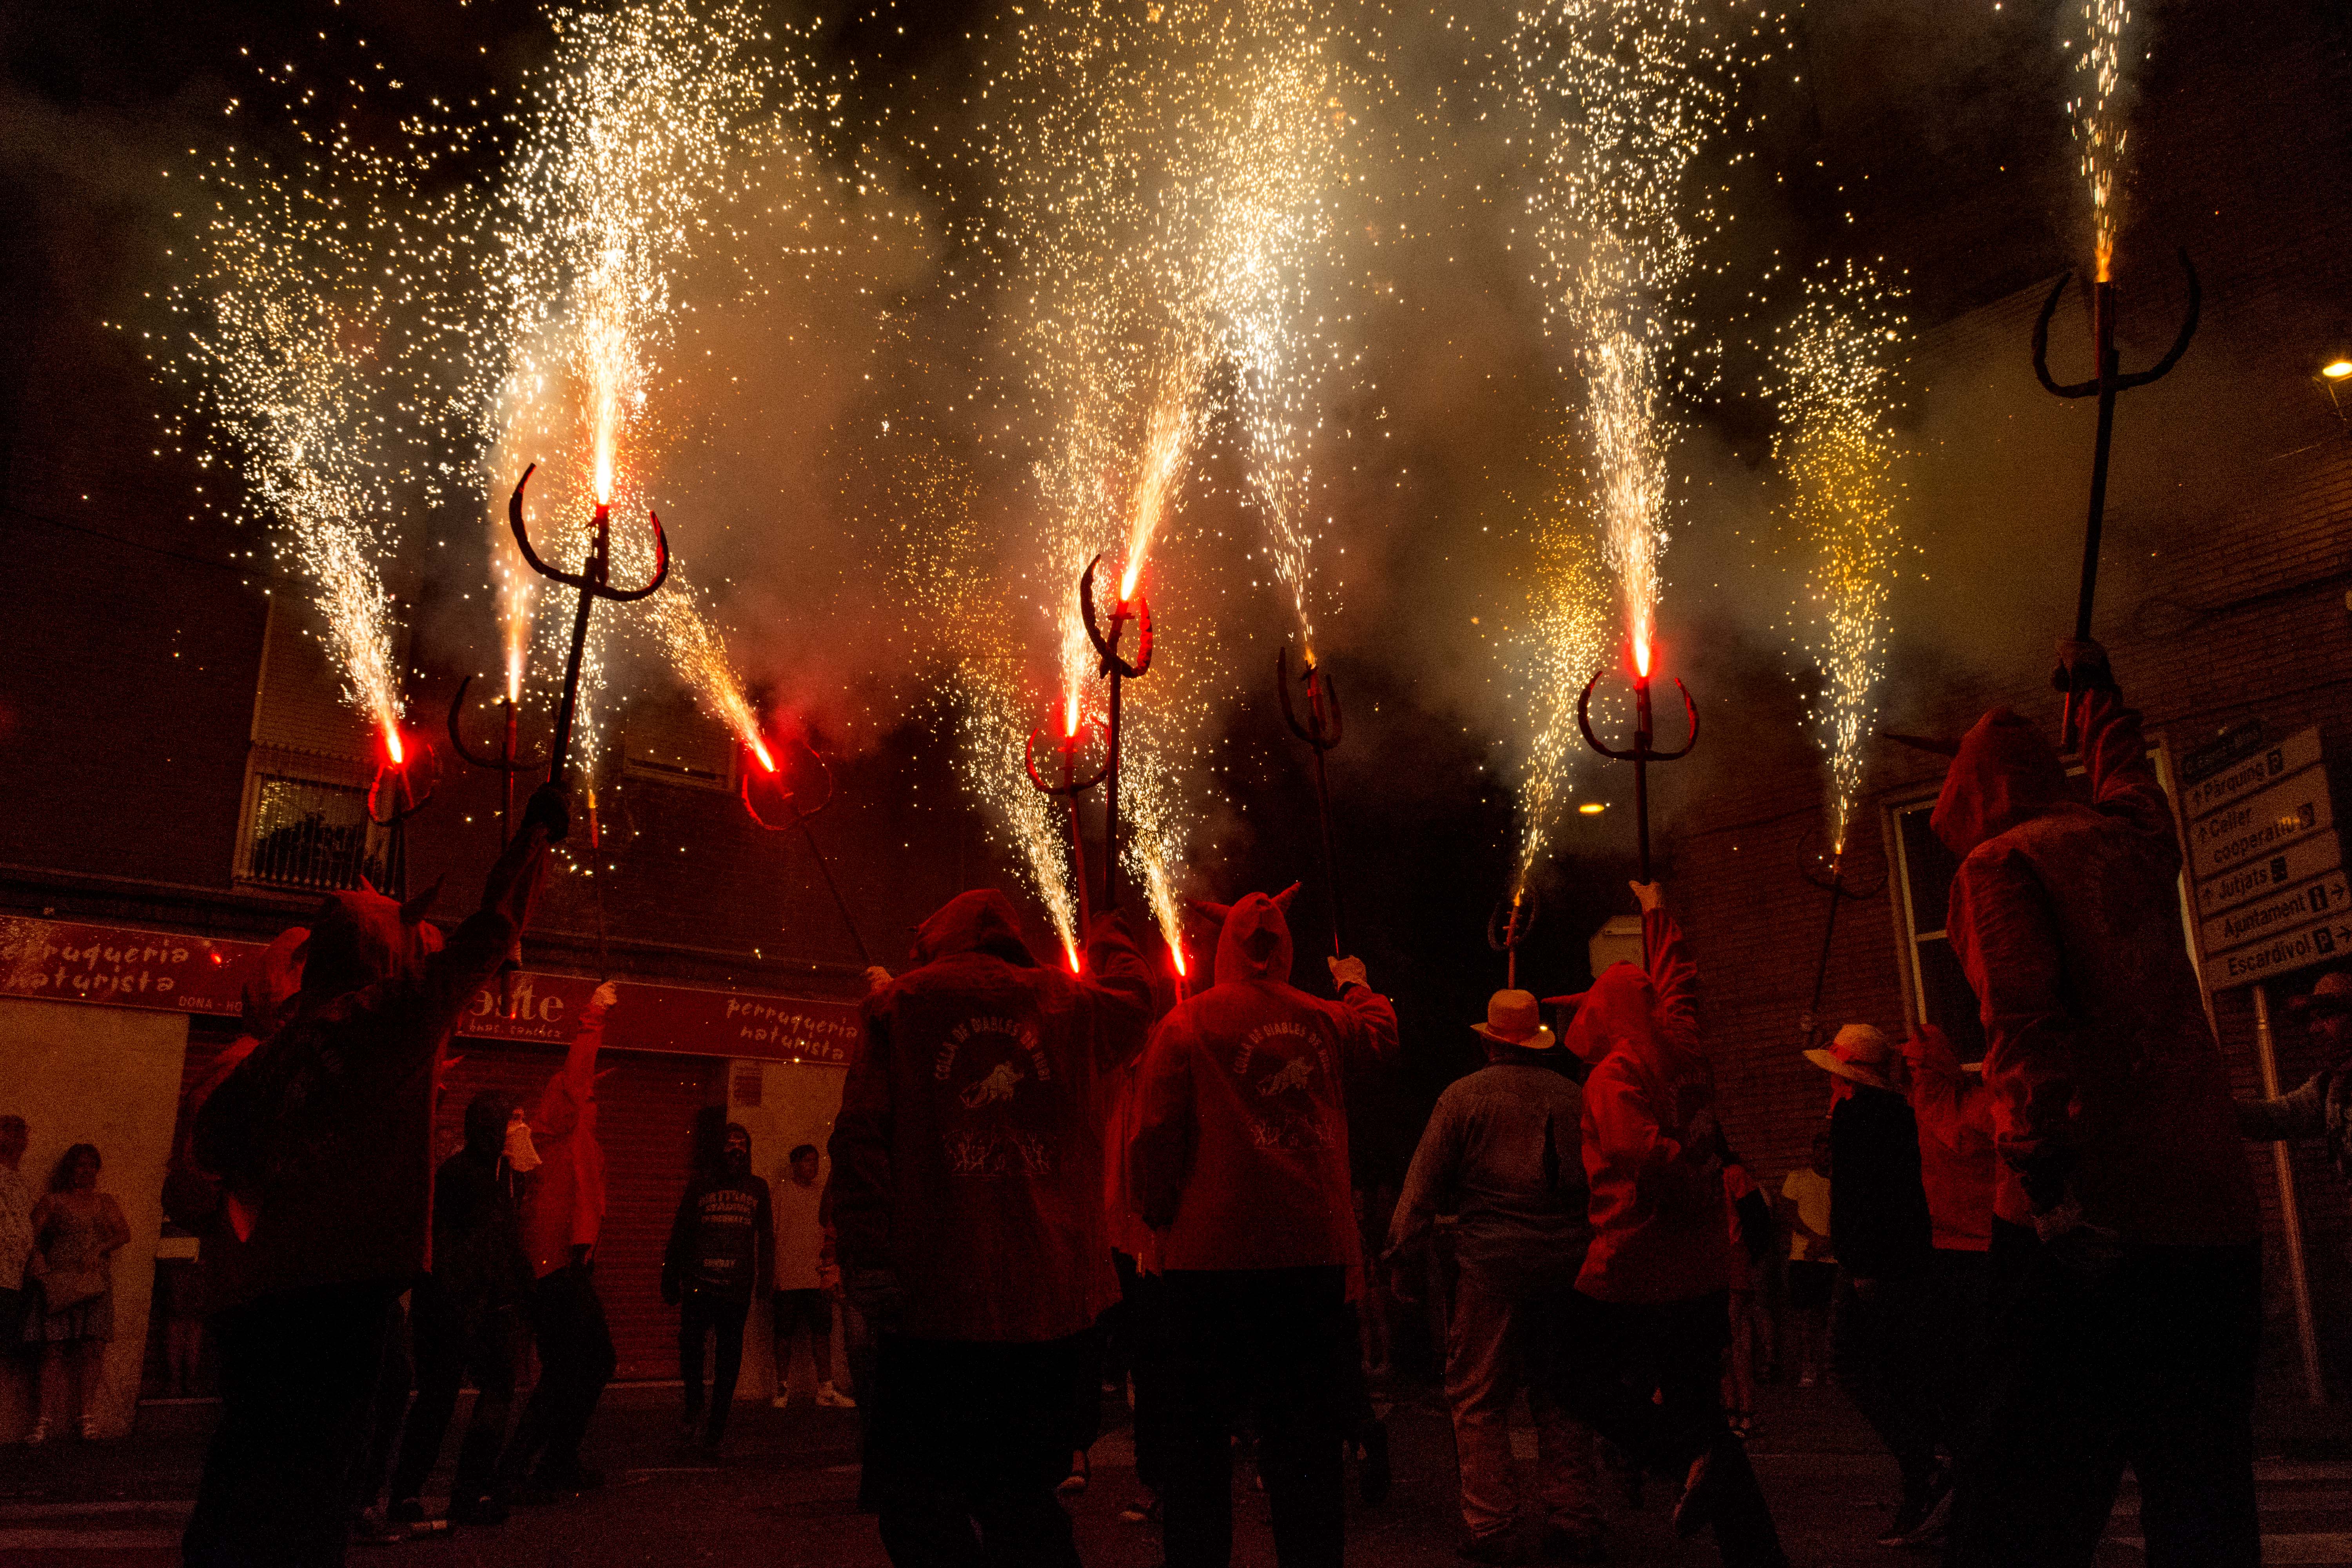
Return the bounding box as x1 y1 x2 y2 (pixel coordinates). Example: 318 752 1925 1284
1936 642 2257 1568
1806 1024 1942 1547
1387 991 1601 1564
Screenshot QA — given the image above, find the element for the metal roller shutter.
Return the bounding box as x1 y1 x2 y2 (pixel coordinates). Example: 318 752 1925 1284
433 1042 722 1382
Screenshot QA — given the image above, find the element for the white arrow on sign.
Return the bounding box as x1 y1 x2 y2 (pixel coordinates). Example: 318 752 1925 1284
2183 726 2322 823
2199 871 2352 959
2189 765 2334 884
2194 829 2344 920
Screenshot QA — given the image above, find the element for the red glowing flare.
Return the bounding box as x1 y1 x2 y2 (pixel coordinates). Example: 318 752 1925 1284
1063 936 1083 975
1170 943 1187 978
749 735 778 774
1063 691 1082 739
383 725 406 767
1632 638 1653 680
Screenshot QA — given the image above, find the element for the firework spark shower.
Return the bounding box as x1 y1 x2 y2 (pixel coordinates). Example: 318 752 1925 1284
1772 261 1909 856
472 0 831 766
1501 0 1771 889
173 125 465 762
2067 0 2135 279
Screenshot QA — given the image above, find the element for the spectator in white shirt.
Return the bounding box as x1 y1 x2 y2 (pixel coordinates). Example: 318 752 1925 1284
771 1144 851 1409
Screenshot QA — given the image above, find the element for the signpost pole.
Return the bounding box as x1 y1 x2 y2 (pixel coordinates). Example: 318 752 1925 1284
2252 982 2326 1406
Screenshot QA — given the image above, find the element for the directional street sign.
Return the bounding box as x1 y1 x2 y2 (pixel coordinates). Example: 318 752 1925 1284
2187 764 2333 885
2209 916 2352 989
2198 869 2352 959
2181 725 2341 990
2195 828 2343 920
2181 726 2324 822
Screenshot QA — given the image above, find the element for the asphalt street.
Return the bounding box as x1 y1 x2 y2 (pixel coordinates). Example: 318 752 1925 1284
4 1381 2350 1566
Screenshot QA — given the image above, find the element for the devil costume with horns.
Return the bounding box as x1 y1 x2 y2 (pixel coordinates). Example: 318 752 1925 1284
183 786 563 1568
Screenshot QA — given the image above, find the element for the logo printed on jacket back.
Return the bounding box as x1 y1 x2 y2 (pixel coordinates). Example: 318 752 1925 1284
935 1014 1056 1176
1229 1019 1332 1151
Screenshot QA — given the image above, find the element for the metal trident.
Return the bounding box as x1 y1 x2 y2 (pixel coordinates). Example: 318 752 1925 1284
742 738 873 968
446 675 546 847
1275 647 1347 957
1796 834 1887 1053
366 737 440 902
1576 666 1699 884
508 463 670 787
1487 886 1538 991
1080 554 1154 916
1025 719 1109 936
2031 250 2200 743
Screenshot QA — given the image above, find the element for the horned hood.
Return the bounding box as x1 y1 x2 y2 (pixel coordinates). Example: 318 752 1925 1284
299 882 445 1003
1210 887 1296 985
910 889 1037 968
1930 706 2074 858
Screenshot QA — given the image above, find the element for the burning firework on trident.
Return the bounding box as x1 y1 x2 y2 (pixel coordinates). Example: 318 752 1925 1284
1275 647 1347 958
365 728 440 903
1576 642 1700 886
741 736 873 968
446 675 546 846
506 461 671 788
1024 713 1108 945
1079 553 1155 916
2031 250 2199 746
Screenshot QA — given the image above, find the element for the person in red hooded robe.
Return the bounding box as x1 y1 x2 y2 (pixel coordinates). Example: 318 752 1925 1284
1936 643 2259 1568
499 980 619 1500
830 891 1151 1568
1127 886 1399 1568
183 784 563 1568
1539 880 1788 1568
1902 1023 1995 1555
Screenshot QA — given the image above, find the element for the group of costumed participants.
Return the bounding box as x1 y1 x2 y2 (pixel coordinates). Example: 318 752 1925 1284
161 639 2280 1568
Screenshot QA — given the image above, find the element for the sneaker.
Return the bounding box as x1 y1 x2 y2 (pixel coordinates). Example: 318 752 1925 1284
816 1383 857 1409
1878 1462 1954 1548
1117 1492 1161 1526
772 1393 793 1408
1359 1419 1391 1508
77 1416 98 1441
22 1419 47 1446
1457 1529 1525 1564
1059 1449 1090 1495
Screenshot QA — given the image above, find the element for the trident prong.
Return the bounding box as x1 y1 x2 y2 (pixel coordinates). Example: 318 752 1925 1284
1025 717 1108 935
1576 667 1699 887
446 675 547 774
1078 553 1154 915
1276 647 1348 956
1795 833 1888 1053
740 737 871 967
366 742 441 827
365 740 441 903
510 463 673 788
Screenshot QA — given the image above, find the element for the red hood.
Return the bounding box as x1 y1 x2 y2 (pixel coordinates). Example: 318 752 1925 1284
299 886 445 1003
1211 888 1297 985
1562 960 1658 1069
1931 706 2073 858
909 889 1037 968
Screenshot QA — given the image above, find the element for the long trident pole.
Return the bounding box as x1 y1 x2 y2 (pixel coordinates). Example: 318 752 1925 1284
2031 252 2200 743
1276 647 1347 956
1080 555 1153 916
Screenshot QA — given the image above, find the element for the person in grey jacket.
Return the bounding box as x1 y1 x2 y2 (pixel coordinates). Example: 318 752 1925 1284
1387 990 1602 1564
2238 970 2352 1195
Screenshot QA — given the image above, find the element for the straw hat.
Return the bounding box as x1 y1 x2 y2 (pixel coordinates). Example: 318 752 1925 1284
1474 989 1557 1050
1804 1023 1895 1090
